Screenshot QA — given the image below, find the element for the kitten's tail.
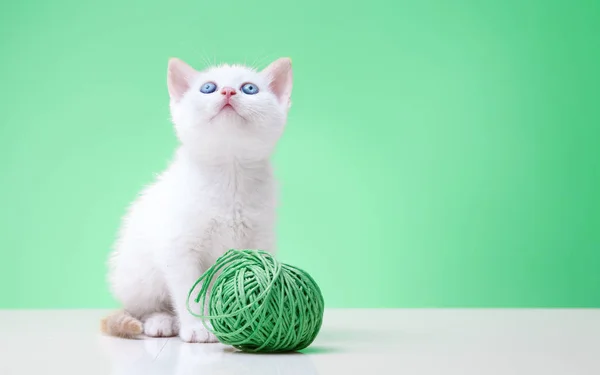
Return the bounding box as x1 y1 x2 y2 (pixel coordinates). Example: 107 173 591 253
100 310 143 338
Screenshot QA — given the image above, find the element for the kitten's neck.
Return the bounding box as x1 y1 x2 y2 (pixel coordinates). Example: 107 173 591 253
174 146 273 185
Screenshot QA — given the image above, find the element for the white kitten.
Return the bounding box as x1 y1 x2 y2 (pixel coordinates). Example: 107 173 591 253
101 57 293 343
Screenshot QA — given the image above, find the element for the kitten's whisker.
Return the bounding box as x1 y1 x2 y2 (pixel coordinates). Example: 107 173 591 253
202 54 212 68
249 55 262 70
195 48 211 69
254 53 276 70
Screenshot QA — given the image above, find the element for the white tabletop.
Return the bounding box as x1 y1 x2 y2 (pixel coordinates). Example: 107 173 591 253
0 309 598 375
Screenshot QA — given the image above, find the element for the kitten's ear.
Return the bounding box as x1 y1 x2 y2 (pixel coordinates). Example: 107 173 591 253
262 57 293 109
167 58 197 102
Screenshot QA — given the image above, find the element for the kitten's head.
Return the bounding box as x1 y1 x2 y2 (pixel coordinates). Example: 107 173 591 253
167 57 293 162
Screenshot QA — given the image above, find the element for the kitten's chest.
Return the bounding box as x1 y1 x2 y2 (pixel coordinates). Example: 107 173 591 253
165 160 276 250
209 193 258 226
197 178 273 234
196 190 269 251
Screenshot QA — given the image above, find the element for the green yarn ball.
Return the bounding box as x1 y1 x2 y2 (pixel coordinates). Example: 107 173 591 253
187 249 325 353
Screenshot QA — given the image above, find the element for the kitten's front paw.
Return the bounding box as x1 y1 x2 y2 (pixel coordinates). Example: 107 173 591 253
144 312 177 337
179 322 219 343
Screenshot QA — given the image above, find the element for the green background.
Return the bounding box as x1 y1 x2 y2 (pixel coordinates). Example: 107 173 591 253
1 0 598 308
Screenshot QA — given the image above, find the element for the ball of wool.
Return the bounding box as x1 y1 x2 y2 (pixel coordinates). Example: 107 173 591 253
187 249 325 353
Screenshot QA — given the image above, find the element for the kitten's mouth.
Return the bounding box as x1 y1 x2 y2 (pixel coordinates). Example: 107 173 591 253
211 103 245 121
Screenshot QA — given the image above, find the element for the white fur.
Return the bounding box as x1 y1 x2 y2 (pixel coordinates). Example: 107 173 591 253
144 312 176 337
107 58 292 342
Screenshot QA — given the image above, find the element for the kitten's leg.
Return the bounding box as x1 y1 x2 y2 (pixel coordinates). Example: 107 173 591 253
162 257 218 343
143 312 178 337
108 243 173 338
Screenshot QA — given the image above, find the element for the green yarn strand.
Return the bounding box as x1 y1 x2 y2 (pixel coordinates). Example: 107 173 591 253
186 249 325 353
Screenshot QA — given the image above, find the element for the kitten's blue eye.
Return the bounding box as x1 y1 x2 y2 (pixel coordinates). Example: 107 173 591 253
200 82 217 94
241 83 259 95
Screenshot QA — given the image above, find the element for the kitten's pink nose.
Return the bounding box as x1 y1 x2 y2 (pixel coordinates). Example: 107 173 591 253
221 87 237 100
